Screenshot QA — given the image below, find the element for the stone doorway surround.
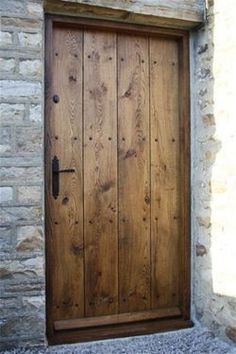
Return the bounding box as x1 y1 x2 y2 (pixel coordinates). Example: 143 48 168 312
1 0 236 350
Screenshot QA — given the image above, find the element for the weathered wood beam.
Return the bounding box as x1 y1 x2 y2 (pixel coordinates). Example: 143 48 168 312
44 0 205 30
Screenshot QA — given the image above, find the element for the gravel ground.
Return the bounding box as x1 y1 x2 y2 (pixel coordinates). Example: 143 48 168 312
2 326 236 354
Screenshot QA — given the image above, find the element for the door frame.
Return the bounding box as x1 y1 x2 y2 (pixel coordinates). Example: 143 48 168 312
45 14 191 345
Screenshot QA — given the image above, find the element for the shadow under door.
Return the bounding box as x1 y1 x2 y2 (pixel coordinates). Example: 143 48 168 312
45 16 191 345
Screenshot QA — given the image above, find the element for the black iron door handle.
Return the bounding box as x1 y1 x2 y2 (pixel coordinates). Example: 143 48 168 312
52 155 75 199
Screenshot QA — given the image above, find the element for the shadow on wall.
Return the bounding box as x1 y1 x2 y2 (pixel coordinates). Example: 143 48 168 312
192 0 236 345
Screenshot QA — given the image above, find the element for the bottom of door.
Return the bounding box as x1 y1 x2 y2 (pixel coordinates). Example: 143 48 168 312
47 317 193 345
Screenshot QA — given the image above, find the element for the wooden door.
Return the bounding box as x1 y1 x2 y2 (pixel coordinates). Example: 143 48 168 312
45 16 191 345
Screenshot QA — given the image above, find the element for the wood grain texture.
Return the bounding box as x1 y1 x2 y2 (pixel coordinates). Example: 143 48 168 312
83 30 118 317
45 0 205 30
48 15 188 39
45 16 191 345
61 0 204 21
45 17 54 341
178 34 191 319
118 34 150 313
46 26 84 321
150 38 180 309
54 307 181 330
50 318 193 345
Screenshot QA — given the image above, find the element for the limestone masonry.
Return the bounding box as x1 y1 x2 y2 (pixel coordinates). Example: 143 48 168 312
0 0 45 348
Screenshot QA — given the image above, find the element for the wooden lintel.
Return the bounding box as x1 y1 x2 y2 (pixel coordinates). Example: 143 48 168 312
44 0 205 30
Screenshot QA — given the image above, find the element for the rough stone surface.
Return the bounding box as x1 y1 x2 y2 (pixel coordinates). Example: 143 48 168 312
0 58 16 73
1 326 236 353
0 226 12 253
29 105 42 123
0 127 12 154
192 0 236 346
26 2 43 18
0 206 42 225
0 31 13 46
196 243 207 257
0 0 26 14
0 187 13 204
16 127 42 153
226 326 236 344
0 257 44 280
0 104 25 123
19 60 42 79
18 32 42 49
16 226 43 252
0 167 42 185
17 186 41 204
0 81 42 99
0 0 45 349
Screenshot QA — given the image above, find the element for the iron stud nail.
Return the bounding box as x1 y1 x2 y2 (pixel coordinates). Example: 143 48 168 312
53 95 60 103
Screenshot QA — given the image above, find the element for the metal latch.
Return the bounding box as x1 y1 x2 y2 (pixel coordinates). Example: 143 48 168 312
52 155 75 199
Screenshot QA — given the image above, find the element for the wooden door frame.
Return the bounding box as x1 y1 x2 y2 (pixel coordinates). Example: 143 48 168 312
45 14 191 345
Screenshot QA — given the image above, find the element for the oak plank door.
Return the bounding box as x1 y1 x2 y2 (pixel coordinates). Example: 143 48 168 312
45 16 191 345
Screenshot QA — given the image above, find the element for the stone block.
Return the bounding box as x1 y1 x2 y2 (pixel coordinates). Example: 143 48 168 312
22 295 44 311
0 297 21 318
0 226 12 252
16 126 42 153
0 80 42 100
202 113 215 127
0 187 13 204
17 186 41 204
0 31 13 46
196 243 207 257
18 32 42 49
3 282 44 296
0 103 25 124
29 104 42 123
0 315 45 338
1 17 42 30
0 156 41 167
192 0 236 342
225 326 236 344
197 216 211 228
0 0 26 14
0 167 42 185
16 225 43 252
0 206 42 226
0 58 15 73
0 257 44 281
0 127 12 154
19 59 42 79
27 2 43 18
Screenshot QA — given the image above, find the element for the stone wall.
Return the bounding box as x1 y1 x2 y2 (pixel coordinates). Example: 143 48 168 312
1 0 236 350
0 0 45 349
192 0 236 345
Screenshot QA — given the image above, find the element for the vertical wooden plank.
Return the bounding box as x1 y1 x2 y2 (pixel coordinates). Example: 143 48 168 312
150 38 180 309
179 34 191 319
45 16 54 340
46 26 84 320
118 34 150 313
83 30 118 316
